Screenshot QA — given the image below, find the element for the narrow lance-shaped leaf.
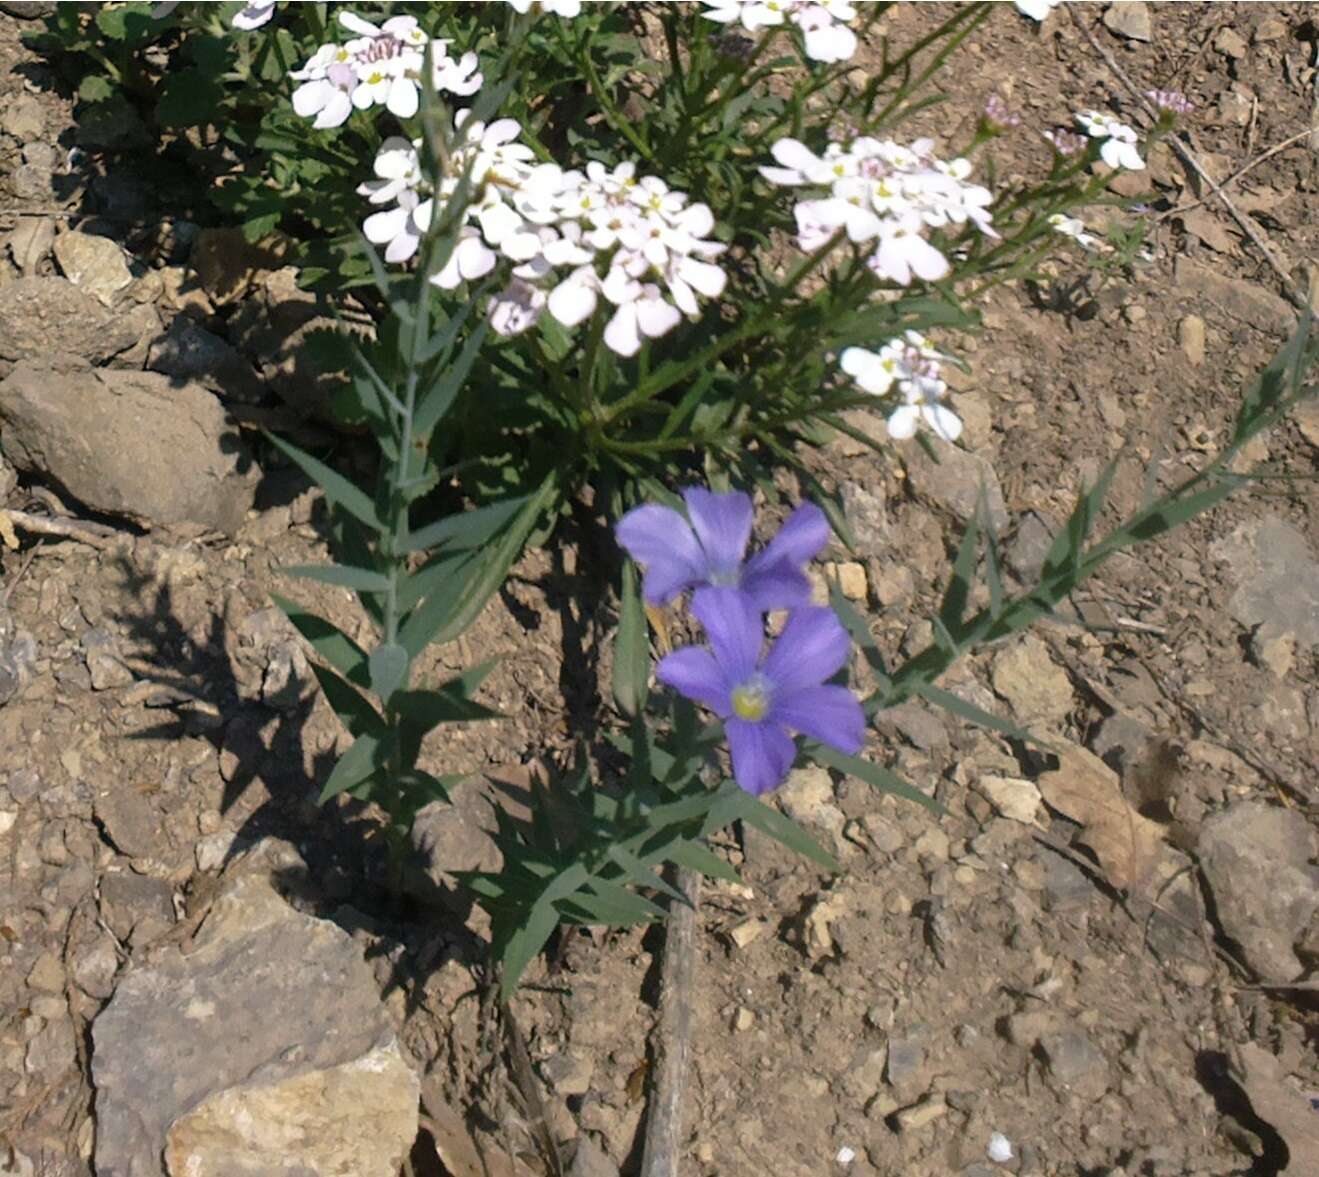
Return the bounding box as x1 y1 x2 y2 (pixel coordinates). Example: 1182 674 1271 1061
264 432 382 533
807 742 944 817
270 593 370 687
612 561 650 718
398 473 557 656
708 784 840 873
369 641 410 705
318 731 383 804
282 563 392 594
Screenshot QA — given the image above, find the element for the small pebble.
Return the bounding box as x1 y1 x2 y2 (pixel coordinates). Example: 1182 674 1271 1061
987 1132 1014 1163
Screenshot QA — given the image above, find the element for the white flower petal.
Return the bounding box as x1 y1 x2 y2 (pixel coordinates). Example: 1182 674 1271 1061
604 304 642 356
548 277 598 327
387 78 419 119
886 404 920 439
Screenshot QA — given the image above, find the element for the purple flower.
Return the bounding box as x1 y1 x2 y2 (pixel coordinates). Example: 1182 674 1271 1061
616 488 828 609
657 587 865 795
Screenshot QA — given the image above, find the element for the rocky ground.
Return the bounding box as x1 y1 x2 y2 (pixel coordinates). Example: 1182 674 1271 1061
1 3 1318 1176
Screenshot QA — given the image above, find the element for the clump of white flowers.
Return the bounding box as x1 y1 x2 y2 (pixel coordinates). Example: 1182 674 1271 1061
290 11 481 128
1074 110 1145 171
232 0 278 29
1013 0 1065 21
760 134 997 285
700 0 859 64
359 119 729 357
501 0 584 15
840 331 962 442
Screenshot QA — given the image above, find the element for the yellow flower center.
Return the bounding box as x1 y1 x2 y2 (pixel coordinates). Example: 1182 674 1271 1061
731 680 770 722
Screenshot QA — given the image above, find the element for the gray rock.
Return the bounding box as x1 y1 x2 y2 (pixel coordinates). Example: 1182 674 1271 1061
0 2 57 15
409 776 504 906
81 627 133 690
0 278 146 367
1040 1029 1109 1099
570 1136 621 1177
261 641 310 712
990 636 1073 726
884 1029 928 1095
94 783 164 863
24 1015 76 1083
1 94 44 141
1210 517 1319 651
52 231 133 306
876 700 948 753
1103 1 1152 41
777 766 847 852
0 609 36 707
1199 801 1319 982
147 317 265 403
1174 258 1293 337
98 870 175 944
1039 845 1093 912
903 438 1008 531
841 481 890 557
0 361 258 533
1006 511 1055 582
93 876 419 1177
542 1050 594 1096
5 216 55 278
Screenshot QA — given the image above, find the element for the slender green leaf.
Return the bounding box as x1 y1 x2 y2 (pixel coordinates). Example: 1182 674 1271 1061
369 642 410 704
712 785 840 872
913 681 1034 744
282 564 391 594
665 839 742 885
809 743 943 816
612 561 649 717
402 493 531 555
938 511 980 637
1042 459 1117 580
498 899 561 998
607 844 689 908
393 686 501 727
309 663 383 738
1123 481 1239 541
270 594 370 687
575 876 668 923
412 318 491 442
399 473 556 656
318 732 383 804
264 432 381 532
828 584 890 684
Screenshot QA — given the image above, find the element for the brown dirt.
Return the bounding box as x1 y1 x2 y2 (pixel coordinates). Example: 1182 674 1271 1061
1 4 1317 1177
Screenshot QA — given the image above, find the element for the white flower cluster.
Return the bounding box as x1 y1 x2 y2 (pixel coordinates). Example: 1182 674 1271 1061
841 331 962 442
233 0 277 29
502 0 584 15
760 135 997 285
701 0 859 63
360 119 728 357
290 12 481 129
1074 111 1144 171
1013 0 1065 21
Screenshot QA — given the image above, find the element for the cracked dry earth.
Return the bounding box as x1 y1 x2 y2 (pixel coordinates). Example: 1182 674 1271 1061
2 3 1319 1177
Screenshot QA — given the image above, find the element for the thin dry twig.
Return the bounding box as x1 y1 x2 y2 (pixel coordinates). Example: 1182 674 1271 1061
1158 129 1313 222
0 508 123 552
1071 5 1307 309
640 867 700 1177
1 545 41 609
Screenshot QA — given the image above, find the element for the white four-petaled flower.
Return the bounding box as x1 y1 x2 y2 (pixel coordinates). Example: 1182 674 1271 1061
840 332 962 442
699 0 860 63
1075 110 1145 171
